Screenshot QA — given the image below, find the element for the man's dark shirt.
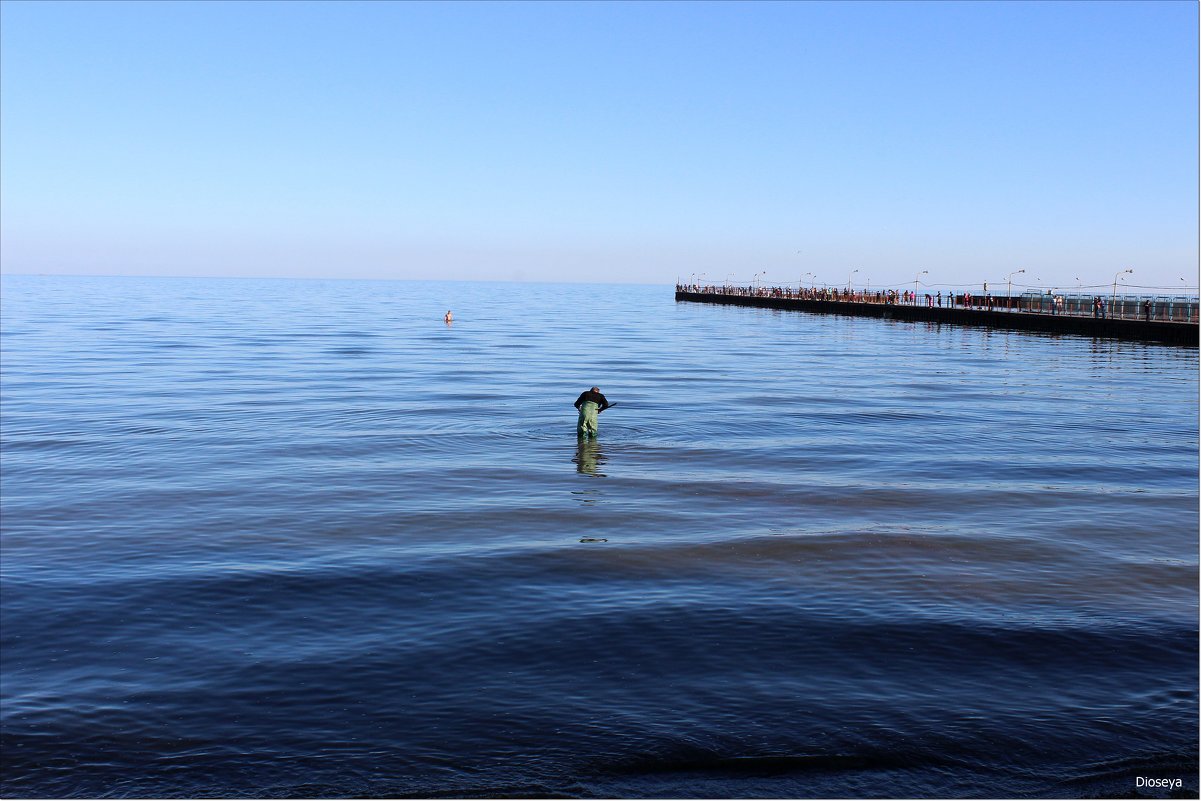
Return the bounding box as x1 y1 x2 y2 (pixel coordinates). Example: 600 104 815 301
574 390 610 411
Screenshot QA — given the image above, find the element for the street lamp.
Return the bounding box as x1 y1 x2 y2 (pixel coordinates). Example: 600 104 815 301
847 268 859 290
914 270 928 304
1112 268 1133 303
1007 269 1025 310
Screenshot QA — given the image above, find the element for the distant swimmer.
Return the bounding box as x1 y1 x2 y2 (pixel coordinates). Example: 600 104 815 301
574 386 611 438
444 310 453 323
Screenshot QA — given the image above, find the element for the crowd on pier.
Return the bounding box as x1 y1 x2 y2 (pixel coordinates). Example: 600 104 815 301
676 283 1006 308
679 284 935 305
675 284 1200 323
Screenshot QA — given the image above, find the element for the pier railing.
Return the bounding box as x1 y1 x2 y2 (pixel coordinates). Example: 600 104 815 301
676 285 1199 324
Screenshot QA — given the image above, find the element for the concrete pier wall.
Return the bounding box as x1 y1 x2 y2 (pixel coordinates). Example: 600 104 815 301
675 291 1199 347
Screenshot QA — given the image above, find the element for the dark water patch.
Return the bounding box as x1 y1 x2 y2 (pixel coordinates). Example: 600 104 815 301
607 746 970 779
0 437 99 451
324 347 374 356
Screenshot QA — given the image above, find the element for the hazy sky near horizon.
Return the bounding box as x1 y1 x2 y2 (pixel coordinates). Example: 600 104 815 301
1 0 1197 290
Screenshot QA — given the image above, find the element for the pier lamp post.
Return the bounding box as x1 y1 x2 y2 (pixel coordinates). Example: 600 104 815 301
725 273 735 287
1007 269 1025 310
914 270 928 304
847 269 859 290
1112 269 1132 304
698 273 707 288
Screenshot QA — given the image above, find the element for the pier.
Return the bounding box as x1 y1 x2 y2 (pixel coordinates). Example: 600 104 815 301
675 286 1199 346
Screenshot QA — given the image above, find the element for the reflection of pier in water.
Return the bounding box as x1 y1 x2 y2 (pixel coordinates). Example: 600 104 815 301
675 287 1199 346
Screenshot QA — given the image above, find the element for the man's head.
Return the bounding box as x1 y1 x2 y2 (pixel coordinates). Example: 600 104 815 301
591 386 600 393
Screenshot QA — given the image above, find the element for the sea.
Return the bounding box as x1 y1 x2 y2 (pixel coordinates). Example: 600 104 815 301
1 274 1197 799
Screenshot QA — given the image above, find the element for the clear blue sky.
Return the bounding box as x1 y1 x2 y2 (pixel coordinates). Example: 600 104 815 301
1 0 1196 290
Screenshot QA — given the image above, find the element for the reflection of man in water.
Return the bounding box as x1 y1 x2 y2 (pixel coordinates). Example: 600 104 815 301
573 438 605 476
574 386 611 438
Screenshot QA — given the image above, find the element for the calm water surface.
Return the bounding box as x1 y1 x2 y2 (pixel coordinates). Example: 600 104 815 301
1 275 1197 798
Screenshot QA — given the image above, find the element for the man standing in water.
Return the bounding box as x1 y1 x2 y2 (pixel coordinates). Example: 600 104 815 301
574 386 611 438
